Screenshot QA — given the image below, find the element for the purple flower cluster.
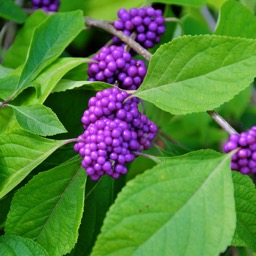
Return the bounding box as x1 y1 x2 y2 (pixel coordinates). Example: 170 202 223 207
32 0 59 12
74 88 157 180
224 126 256 174
87 46 147 90
113 6 165 49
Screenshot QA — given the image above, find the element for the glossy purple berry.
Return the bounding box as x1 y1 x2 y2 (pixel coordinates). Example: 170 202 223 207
224 126 256 175
113 6 166 49
87 45 147 90
31 0 59 11
74 87 157 181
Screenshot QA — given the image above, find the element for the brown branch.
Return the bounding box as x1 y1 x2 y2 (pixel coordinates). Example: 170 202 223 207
84 17 152 61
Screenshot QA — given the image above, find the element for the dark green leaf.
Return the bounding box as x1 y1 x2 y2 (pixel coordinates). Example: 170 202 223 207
0 129 66 198
0 0 26 23
9 104 67 136
5 158 86 256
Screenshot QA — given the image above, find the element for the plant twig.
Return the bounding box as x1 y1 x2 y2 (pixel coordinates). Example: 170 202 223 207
84 17 152 61
133 151 162 163
201 6 216 32
207 110 238 135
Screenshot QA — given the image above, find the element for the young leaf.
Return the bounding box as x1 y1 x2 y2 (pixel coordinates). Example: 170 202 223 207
134 35 256 115
147 0 206 7
0 129 66 199
91 150 235 256
3 10 48 68
215 0 256 38
231 172 256 251
31 58 90 104
9 104 67 136
0 235 49 256
5 157 86 256
16 10 85 96
0 0 27 23
52 79 111 93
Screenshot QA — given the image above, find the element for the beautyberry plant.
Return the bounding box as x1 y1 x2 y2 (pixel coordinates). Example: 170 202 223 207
1 1 256 256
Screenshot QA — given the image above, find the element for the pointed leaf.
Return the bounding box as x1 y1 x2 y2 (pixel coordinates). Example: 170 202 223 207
0 129 66 199
0 0 27 23
31 58 90 104
134 35 256 115
3 10 48 68
231 172 256 250
0 235 49 256
52 79 111 93
215 0 256 38
10 104 67 136
16 10 84 96
92 150 236 256
5 157 86 256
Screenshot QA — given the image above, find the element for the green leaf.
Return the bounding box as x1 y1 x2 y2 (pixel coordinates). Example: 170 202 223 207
5 157 86 256
147 0 206 7
52 79 111 93
9 104 67 136
91 150 236 256
3 10 48 68
231 172 256 250
0 0 26 23
0 129 66 199
70 176 115 256
134 35 256 115
16 10 84 96
0 235 49 256
0 65 13 78
31 58 90 104
215 0 256 38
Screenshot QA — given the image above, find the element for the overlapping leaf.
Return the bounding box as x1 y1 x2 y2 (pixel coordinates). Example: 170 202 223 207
0 235 49 256
0 129 66 198
92 150 235 256
0 0 26 23
134 35 256 115
5 157 86 256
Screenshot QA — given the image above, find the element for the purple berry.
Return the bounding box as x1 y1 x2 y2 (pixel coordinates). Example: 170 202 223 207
31 0 59 11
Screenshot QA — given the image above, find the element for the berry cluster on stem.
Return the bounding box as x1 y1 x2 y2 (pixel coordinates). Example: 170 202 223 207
31 0 59 12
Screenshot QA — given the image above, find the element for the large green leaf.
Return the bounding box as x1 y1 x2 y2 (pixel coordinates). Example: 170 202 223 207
0 235 49 256
31 58 90 104
147 0 206 7
0 129 66 199
15 10 84 97
5 157 86 256
134 35 256 115
0 0 26 23
215 0 256 38
231 172 256 250
91 150 235 256
9 104 67 136
3 10 48 68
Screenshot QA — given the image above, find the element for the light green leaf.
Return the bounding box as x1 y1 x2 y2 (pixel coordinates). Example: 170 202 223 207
231 172 256 251
0 235 49 256
147 0 206 7
215 0 256 38
0 0 27 23
92 150 236 256
9 104 67 136
0 129 66 199
52 79 111 93
0 65 13 78
31 58 90 104
3 10 48 68
5 158 86 256
134 35 256 115
16 10 84 96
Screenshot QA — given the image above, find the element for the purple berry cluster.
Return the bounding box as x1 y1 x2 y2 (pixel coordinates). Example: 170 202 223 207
31 0 59 12
74 87 157 180
87 46 147 90
224 127 256 174
113 6 165 49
